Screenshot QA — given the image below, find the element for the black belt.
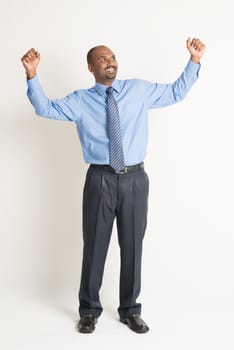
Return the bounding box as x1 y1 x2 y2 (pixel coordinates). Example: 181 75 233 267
90 162 144 174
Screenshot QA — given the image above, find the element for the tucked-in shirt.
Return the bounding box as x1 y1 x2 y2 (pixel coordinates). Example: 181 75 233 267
27 59 200 166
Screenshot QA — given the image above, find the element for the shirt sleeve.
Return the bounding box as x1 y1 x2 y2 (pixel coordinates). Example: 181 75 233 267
143 59 201 109
26 76 81 122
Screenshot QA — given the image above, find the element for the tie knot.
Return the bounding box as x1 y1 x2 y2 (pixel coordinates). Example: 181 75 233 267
106 86 113 95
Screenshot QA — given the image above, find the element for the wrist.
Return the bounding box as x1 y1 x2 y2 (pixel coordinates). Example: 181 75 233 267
190 55 200 64
26 70 37 80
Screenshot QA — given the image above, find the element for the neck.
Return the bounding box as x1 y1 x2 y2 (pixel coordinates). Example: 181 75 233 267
95 79 115 86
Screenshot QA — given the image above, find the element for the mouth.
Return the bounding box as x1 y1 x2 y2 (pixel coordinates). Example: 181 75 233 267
105 67 116 73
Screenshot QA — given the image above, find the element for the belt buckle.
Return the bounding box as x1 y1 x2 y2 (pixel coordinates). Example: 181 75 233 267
115 167 127 175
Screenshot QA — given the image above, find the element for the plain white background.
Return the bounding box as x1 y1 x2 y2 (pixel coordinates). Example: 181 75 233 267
1 0 234 349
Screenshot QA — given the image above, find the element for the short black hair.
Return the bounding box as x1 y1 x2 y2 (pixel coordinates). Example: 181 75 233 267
87 45 107 64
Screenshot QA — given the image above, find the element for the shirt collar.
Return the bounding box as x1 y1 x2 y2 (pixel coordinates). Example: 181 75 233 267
92 80 121 98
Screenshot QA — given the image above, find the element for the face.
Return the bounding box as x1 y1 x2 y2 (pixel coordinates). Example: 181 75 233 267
88 46 118 85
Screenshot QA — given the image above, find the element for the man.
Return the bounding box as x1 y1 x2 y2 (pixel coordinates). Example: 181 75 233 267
21 38 206 334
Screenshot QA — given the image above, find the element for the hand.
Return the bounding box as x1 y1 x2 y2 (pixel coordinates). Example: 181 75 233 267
21 48 40 79
186 38 206 64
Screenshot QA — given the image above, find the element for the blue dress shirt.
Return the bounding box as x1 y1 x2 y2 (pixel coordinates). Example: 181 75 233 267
27 60 200 166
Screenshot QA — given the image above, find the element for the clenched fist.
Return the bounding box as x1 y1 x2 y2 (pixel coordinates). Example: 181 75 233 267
21 48 40 79
186 38 206 64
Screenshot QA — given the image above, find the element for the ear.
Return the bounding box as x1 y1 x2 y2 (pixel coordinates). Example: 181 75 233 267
88 63 94 73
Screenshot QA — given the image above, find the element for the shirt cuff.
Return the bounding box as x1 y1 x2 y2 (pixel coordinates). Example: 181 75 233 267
185 59 201 78
27 75 40 90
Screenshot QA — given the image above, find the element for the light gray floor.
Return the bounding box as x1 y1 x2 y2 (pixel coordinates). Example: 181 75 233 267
1 291 233 350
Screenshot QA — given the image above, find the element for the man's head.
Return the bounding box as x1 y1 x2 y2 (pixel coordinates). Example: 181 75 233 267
87 45 118 86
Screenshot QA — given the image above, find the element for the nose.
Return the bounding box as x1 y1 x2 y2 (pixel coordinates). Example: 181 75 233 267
107 57 116 65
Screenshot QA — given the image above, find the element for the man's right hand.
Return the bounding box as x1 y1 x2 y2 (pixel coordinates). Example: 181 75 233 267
21 48 40 79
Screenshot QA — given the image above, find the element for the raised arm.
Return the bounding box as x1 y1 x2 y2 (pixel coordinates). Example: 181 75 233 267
143 37 206 109
21 48 80 122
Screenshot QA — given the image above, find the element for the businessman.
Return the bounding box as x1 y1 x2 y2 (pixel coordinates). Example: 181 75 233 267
21 37 206 334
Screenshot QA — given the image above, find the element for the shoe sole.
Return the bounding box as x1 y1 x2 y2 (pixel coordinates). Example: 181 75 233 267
78 328 95 333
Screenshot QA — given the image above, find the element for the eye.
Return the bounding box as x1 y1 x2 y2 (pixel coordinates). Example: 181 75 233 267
99 57 107 62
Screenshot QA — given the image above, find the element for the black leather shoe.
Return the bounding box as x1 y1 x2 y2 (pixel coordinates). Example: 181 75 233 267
120 314 149 333
77 315 97 333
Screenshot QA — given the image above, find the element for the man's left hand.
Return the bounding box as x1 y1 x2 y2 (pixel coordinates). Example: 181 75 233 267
186 37 206 64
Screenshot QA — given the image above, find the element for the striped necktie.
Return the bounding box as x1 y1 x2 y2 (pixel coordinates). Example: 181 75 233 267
106 86 125 172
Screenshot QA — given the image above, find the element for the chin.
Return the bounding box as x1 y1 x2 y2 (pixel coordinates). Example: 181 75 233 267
105 74 117 80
